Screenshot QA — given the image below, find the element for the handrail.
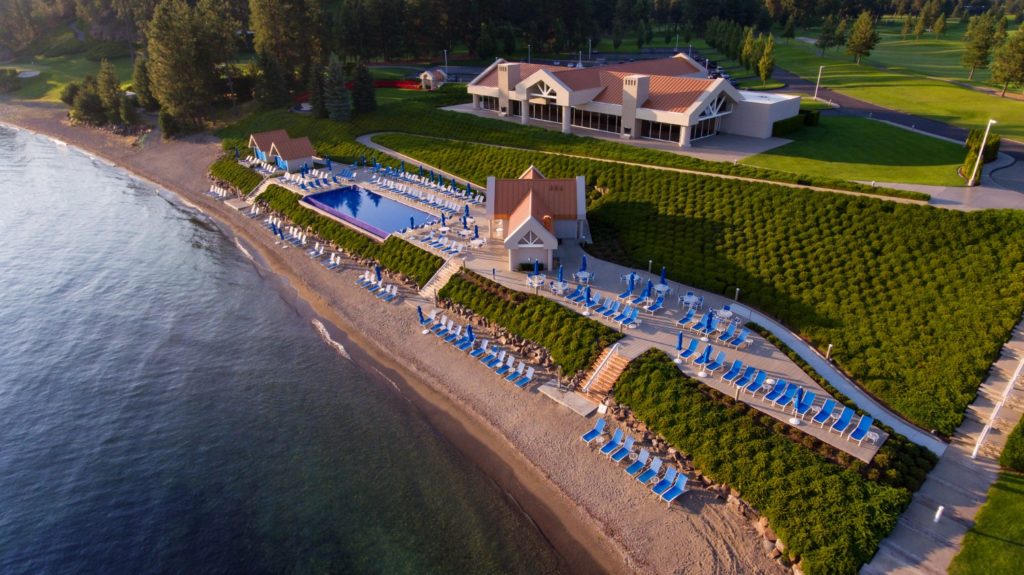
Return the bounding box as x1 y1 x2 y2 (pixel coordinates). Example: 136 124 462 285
420 257 458 298
972 355 1024 459
583 343 621 393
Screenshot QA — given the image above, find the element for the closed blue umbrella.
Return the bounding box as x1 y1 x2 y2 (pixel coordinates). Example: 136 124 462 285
466 183 472 195
441 213 446 227
417 306 426 324
409 216 415 229
466 325 475 340
660 266 667 285
464 204 470 217
374 265 382 282
326 157 332 171
584 285 592 305
557 265 564 283
676 331 684 351
400 160 406 173
580 254 588 272
418 165 424 176
627 274 635 294
234 146 239 159
644 279 653 297
462 216 468 229
473 225 479 239
533 259 539 275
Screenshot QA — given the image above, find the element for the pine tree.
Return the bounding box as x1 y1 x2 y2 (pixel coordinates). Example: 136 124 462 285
132 53 157 111
963 13 996 80
835 18 849 50
759 34 775 86
323 54 351 122
847 11 880 64
901 16 912 39
119 94 139 126
934 13 947 38
992 28 1024 96
914 14 927 39
254 50 290 107
351 63 377 115
816 16 836 56
307 66 327 118
996 15 1009 44
96 59 121 124
741 27 756 68
782 14 795 44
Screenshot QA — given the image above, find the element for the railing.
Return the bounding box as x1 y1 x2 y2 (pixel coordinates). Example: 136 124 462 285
972 355 1024 459
419 258 458 299
582 343 621 393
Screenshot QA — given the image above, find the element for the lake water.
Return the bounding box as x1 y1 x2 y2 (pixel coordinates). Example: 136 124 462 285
0 126 563 574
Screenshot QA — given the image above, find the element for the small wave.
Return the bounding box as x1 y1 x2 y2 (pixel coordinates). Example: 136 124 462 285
234 238 253 261
312 319 351 360
179 198 204 213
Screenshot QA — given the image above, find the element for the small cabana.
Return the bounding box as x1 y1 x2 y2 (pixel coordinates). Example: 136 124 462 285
268 136 317 173
248 129 289 162
420 68 447 91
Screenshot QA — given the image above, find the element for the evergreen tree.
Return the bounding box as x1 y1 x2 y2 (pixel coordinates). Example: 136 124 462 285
782 14 795 43
816 15 836 56
995 14 1009 44
307 66 327 118
835 18 849 50
254 50 290 107
740 27 756 68
636 20 646 50
934 13 947 38
963 13 996 80
351 63 377 115
914 14 926 39
323 55 351 122
992 28 1024 96
612 19 624 49
901 16 912 39
250 0 325 86
759 34 775 86
96 59 121 124
476 23 497 59
132 54 157 111
952 1 963 19
70 76 106 125
847 11 880 64
119 94 139 125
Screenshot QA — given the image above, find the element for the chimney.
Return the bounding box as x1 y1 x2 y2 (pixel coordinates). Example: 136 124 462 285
620 74 649 139
498 62 520 116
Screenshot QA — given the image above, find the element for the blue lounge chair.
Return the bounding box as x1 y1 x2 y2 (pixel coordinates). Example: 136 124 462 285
565 285 583 302
676 307 696 328
720 360 744 382
677 338 699 362
612 306 632 324
728 328 751 348
849 416 874 445
609 436 636 462
692 345 714 367
618 307 639 329
650 467 678 496
581 419 606 443
495 356 516 376
382 286 398 303
601 300 621 318
586 294 603 310
661 474 690 506
812 399 838 427
773 383 800 409
624 449 650 476
698 316 719 337
469 340 489 358
716 322 737 343
504 361 525 381
630 289 650 306
443 325 462 344
744 371 767 395
636 458 663 485
599 429 624 456
486 350 506 369
764 380 790 403
479 345 500 364
593 298 613 315
617 284 633 301
794 390 817 418
646 294 665 314
457 334 475 352
704 351 727 373
570 289 589 305
513 367 535 389
732 365 756 387
830 407 855 434
418 308 437 327
432 319 452 337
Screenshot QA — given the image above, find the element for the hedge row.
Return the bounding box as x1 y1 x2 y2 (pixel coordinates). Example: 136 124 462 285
1000 420 1024 472
369 132 1024 435
616 351 911 575
437 271 623 375
209 155 263 195
747 323 937 492
257 184 442 287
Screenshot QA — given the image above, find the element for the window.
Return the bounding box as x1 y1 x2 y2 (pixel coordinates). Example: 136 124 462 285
689 117 719 141
511 101 522 116
570 109 622 134
639 119 681 142
529 102 563 124
518 231 545 247
480 96 498 111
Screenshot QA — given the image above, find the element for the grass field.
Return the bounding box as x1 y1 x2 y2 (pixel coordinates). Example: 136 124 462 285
772 41 1024 140
949 473 1024 575
743 115 966 186
369 66 420 80
869 19 995 86
6 53 133 102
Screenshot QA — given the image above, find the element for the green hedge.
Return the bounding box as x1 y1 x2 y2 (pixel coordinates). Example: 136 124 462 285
437 271 623 375
616 351 911 575
209 155 263 195
1000 420 1024 472
0 69 20 93
257 184 443 287
773 114 806 137
748 323 937 491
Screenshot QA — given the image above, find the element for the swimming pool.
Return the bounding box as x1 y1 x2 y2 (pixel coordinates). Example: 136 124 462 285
302 186 435 239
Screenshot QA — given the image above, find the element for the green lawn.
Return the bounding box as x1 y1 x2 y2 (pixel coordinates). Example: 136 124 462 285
5 53 133 102
743 115 966 186
949 473 1024 575
369 66 420 80
772 35 1024 139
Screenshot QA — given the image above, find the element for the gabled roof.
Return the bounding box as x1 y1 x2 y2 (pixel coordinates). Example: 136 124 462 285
646 76 719 114
492 178 579 220
517 165 546 179
600 55 702 76
471 61 572 88
504 192 558 249
249 129 289 152
421 68 446 81
269 136 316 161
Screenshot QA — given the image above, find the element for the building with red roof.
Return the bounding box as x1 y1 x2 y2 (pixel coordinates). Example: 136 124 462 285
466 55 800 147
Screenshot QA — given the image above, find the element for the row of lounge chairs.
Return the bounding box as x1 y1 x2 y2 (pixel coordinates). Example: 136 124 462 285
371 176 469 214
677 310 750 348
244 157 279 175
581 419 689 508
355 271 401 303
417 233 466 257
417 309 536 389
562 285 642 329
207 185 231 199
262 214 350 274
388 169 483 204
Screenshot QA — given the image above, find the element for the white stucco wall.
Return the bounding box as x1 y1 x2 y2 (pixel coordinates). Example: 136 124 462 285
719 92 801 139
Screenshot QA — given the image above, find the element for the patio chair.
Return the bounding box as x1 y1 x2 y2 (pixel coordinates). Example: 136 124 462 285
612 306 633 324
599 429 625 456
812 399 838 427
677 338 699 362
650 467 679 496
763 379 790 403
720 360 744 383
609 436 636 462
469 340 489 358
848 416 874 445
716 322 737 343
793 390 817 418
443 325 462 344
692 345 715 368
732 365 756 387
744 371 767 396
504 361 526 382
479 345 500 365
602 300 621 318
619 307 640 329
830 407 855 434
486 350 507 369
703 351 727 374
419 309 438 327
513 367 535 389
636 458 663 485
624 449 650 476
565 285 583 302
581 419 606 444
618 283 634 300
676 307 696 328
646 294 665 314
728 328 751 349
661 474 690 506
773 383 800 409
495 355 516 376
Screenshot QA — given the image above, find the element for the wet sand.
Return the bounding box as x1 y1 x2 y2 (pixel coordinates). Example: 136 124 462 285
0 101 785 575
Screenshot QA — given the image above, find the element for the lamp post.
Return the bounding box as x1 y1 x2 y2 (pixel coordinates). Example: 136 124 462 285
648 259 653 274
968 119 997 187
826 344 833 360
443 49 448 76
578 50 582 68
675 34 679 51
814 65 826 101
588 37 592 61
528 44 531 64
734 287 740 301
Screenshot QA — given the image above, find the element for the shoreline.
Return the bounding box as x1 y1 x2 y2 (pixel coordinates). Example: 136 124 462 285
0 100 785 575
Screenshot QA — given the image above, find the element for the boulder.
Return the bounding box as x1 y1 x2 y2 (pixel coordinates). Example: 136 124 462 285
755 516 770 536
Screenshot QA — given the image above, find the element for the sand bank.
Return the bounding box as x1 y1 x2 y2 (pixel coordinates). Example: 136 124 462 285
0 101 784 575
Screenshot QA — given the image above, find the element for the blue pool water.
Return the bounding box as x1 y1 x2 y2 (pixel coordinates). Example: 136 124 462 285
304 186 434 238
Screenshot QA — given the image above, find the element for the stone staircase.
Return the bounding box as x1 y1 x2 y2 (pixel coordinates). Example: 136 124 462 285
581 347 632 403
418 257 462 301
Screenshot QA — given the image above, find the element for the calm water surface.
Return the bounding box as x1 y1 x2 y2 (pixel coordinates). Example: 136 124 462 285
0 127 562 574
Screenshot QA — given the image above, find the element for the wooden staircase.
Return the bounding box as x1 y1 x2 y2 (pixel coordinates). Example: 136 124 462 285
581 346 631 403
418 257 461 301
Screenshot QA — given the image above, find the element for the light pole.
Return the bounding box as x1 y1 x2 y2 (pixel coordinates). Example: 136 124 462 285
443 49 448 76
814 65 826 101
578 50 582 67
528 44 531 63
968 119 997 187
648 259 653 274
588 37 592 61
826 344 833 360
675 33 679 51
734 287 740 301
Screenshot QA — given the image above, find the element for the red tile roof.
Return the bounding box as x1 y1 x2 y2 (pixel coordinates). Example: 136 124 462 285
269 136 316 161
493 176 579 220
517 165 546 179
472 63 571 88
645 77 717 113
249 129 289 152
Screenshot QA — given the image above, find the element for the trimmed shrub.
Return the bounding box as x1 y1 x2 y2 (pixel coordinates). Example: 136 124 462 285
437 271 623 375
772 114 805 137
802 109 820 126
209 155 263 195
1000 420 1024 472
616 351 912 575
0 68 20 93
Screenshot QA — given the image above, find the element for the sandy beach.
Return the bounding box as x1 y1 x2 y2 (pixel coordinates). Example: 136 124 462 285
0 100 786 575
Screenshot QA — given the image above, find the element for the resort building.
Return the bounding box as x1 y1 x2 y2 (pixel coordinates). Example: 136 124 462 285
486 166 587 271
466 55 800 147
419 68 447 91
248 130 318 173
